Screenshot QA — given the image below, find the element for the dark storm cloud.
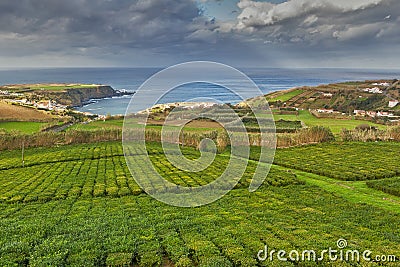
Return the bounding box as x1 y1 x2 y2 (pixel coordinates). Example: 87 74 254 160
231 0 400 47
0 0 399 67
0 0 198 35
0 0 203 57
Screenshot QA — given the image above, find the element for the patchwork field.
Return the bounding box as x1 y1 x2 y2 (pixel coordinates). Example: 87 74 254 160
0 141 399 266
1 83 99 92
272 142 400 181
0 122 47 134
272 110 384 134
0 102 54 122
267 89 305 102
367 177 400 197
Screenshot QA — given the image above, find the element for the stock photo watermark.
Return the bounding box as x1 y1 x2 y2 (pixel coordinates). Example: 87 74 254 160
122 61 276 207
257 239 398 263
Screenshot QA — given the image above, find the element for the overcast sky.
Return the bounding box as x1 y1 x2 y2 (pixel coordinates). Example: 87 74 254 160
0 0 399 69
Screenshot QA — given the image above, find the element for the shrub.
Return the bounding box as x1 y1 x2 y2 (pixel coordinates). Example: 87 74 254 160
175 256 193 267
199 256 232 267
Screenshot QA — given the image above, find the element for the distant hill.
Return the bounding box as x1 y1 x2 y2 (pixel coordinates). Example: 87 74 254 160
0 83 118 106
242 79 400 114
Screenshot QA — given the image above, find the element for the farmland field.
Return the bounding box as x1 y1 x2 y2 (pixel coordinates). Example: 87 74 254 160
2 83 99 92
267 89 305 102
70 117 302 134
272 142 400 181
367 177 400 197
69 119 125 131
70 119 222 132
0 141 399 266
272 110 384 134
0 102 54 122
0 122 47 134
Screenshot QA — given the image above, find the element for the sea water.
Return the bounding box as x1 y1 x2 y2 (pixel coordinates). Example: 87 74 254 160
0 67 399 115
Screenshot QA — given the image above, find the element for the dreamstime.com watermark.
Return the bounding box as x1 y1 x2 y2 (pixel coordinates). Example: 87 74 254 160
257 239 398 263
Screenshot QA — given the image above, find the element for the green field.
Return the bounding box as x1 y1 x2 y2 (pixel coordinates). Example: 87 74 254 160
0 122 46 134
272 110 385 134
272 142 400 181
31 85 97 91
4 84 99 92
0 141 399 266
367 177 400 197
69 119 219 133
70 119 125 131
68 109 386 136
268 89 304 102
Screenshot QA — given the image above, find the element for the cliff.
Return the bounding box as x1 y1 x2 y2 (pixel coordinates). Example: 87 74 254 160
37 86 117 106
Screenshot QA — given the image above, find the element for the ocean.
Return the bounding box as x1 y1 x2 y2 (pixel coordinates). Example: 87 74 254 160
0 67 399 115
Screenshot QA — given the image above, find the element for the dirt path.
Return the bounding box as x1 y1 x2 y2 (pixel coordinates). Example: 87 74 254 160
43 122 74 132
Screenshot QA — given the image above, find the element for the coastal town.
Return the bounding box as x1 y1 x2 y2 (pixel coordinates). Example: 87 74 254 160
1 80 399 128
0 83 134 122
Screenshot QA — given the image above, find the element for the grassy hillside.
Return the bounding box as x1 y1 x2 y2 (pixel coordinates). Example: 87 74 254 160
255 80 400 115
272 110 384 134
1 83 100 92
0 141 399 266
0 101 55 122
1 83 117 106
0 122 47 134
267 89 305 102
367 177 400 197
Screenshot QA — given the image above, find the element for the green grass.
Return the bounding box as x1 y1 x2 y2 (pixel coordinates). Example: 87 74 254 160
0 122 46 134
367 177 400 197
272 142 400 181
0 142 400 266
287 168 400 214
268 89 304 102
29 84 98 91
271 110 385 134
0 142 301 204
0 141 399 266
5 84 99 92
72 110 386 136
339 81 364 86
70 119 124 131
69 118 223 133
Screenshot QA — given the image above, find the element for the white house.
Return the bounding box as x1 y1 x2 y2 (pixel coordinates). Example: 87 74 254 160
317 108 334 114
354 110 366 116
363 87 383 94
320 92 333 98
388 100 399 108
372 82 390 87
377 111 394 117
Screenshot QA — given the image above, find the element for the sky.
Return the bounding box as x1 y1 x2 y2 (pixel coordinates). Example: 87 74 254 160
0 0 399 69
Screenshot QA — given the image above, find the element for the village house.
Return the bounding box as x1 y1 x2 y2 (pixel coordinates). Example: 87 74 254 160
377 111 394 117
372 82 390 86
320 92 333 98
34 100 53 110
10 99 31 105
317 108 335 114
363 87 383 94
388 100 399 108
354 110 366 116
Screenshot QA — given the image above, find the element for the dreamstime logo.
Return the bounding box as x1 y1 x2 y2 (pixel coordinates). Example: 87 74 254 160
257 239 398 263
122 61 276 207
